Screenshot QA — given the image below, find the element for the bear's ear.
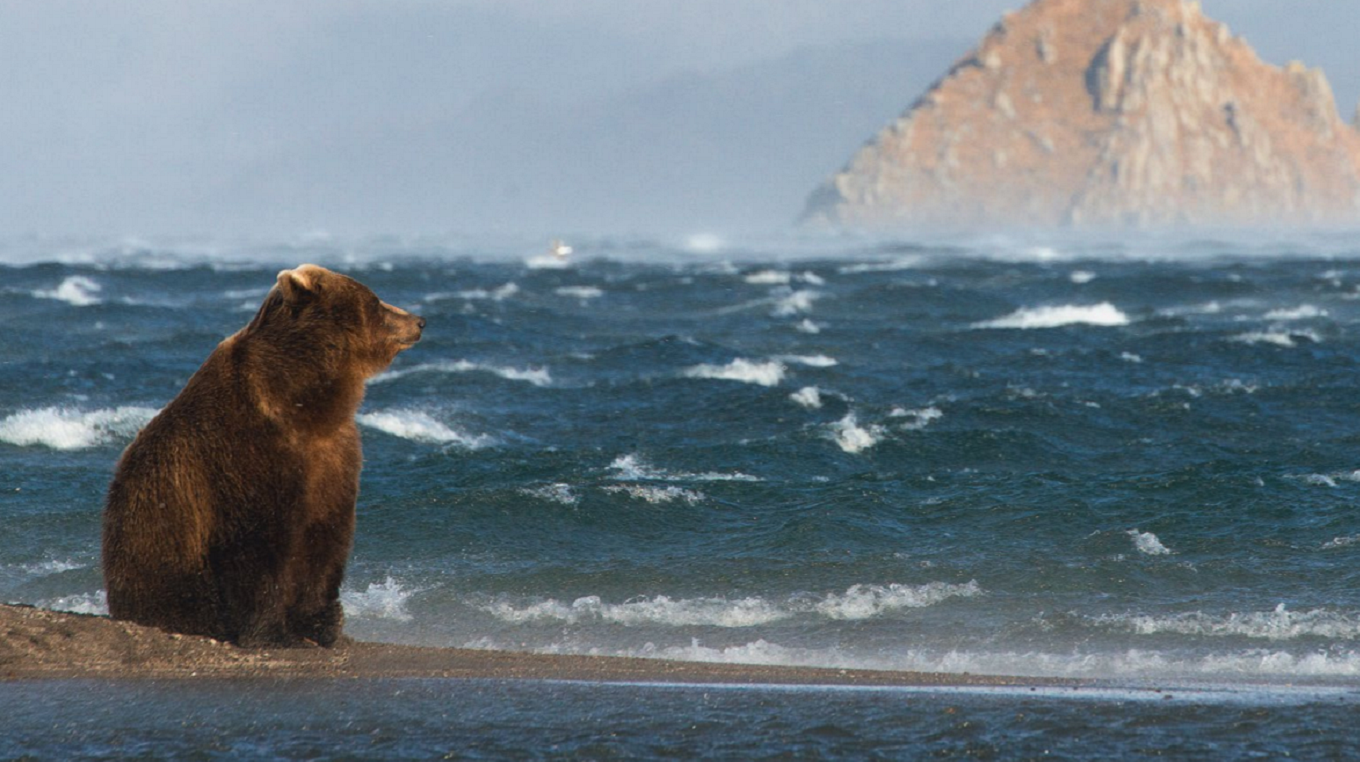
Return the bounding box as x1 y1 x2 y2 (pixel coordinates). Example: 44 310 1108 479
276 265 321 301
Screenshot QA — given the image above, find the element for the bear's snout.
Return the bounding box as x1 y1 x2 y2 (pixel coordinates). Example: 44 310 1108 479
385 304 424 347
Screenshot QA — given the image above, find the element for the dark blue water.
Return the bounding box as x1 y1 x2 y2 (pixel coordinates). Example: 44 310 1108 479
6 232 1360 755
2 678 1357 760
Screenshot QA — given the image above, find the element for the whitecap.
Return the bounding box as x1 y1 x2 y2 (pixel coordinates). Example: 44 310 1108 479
607 453 759 483
973 303 1129 329
482 594 785 628
829 413 884 454
1095 604 1360 641
773 289 820 317
479 581 980 629
602 484 706 505
430 282 520 301
891 406 943 431
341 576 416 622
777 354 837 368
810 581 982 620
554 286 603 299
744 270 791 285
1232 330 1319 348
795 319 823 335
1129 529 1173 556
836 257 923 274
356 409 493 448
0 406 158 450
789 386 823 409
34 275 102 306
519 483 580 506
371 359 552 387
1070 270 1096 284
1293 474 1339 488
1265 305 1327 321
682 358 785 387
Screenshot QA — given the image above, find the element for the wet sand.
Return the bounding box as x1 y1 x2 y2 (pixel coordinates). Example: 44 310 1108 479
0 603 1075 687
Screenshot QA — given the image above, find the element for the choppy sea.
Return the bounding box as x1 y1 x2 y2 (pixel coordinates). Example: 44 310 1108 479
5 231 1360 758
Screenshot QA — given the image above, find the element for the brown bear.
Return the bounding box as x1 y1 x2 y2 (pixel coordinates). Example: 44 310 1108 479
102 264 424 647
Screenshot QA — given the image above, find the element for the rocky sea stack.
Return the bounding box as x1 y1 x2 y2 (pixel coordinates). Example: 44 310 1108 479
802 0 1360 230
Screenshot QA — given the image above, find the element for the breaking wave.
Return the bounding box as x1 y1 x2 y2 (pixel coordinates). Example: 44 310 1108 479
33 275 102 306
682 358 785 387
607 453 759 483
341 576 418 622
356 409 494 448
0 406 158 450
973 303 1129 329
1092 604 1360 642
478 581 981 628
370 359 552 387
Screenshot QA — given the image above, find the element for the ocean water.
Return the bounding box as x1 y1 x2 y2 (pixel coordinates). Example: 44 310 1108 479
6 231 1360 756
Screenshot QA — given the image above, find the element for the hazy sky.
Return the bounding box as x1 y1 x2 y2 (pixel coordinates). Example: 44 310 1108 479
3 1 1359 239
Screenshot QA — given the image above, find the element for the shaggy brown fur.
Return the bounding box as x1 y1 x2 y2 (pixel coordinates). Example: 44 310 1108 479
102 264 424 647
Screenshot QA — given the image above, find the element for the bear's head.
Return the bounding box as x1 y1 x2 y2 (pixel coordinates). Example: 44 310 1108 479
252 264 425 380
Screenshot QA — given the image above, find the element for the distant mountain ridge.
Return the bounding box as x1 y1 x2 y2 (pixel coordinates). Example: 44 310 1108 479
803 0 1360 230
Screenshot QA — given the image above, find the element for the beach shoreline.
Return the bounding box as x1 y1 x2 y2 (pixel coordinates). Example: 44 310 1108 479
0 603 1072 688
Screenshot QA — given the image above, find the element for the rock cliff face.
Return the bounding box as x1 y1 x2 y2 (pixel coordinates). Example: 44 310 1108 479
803 0 1360 230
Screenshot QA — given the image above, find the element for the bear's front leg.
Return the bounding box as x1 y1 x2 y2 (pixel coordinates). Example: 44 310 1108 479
235 584 301 648
292 599 345 647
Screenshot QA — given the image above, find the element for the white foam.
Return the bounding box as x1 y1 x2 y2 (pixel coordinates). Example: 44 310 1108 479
603 484 707 505
790 386 823 409
41 590 108 616
371 360 552 387
341 576 416 622
480 581 980 628
34 275 102 306
618 641 1360 680
607 454 760 483
1129 529 1173 556
1070 270 1097 284
21 558 88 576
520 483 581 506
795 319 823 334
1096 604 1360 642
829 413 884 454
554 286 603 299
836 257 923 274
744 270 791 285
812 581 983 620
1120 352 1144 364
1264 305 1327 321
777 354 838 368
683 358 786 387
974 303 1129 329
431 282 520 301
890 406 943 431
1294 473 1339 488
356 409 493 448
1232 330 1319 348
0 406 158 450
485 595 784 628
1323 535 1360 549
772 289 820 317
